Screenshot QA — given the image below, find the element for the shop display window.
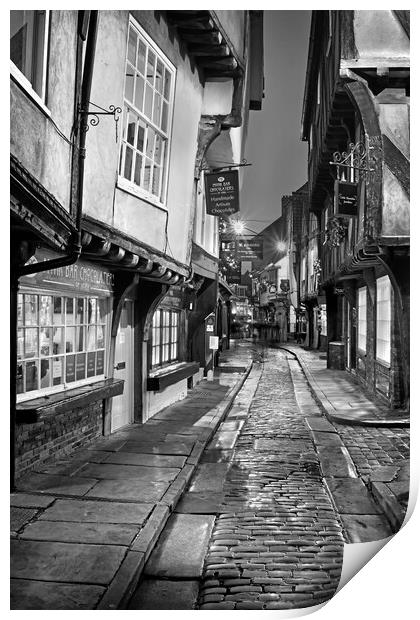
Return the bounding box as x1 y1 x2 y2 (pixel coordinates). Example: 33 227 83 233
376 275 391 365
17 292 108 399
357 286 367 352
151 308 180 368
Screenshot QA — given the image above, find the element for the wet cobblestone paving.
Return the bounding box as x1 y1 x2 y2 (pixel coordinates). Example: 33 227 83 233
198 350 344 610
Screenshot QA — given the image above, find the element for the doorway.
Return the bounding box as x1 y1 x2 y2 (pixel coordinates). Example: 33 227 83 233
111 299 134 432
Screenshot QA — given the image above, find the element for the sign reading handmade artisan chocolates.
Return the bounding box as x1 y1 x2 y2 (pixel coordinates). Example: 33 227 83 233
334 180 358 217
204 170 240 216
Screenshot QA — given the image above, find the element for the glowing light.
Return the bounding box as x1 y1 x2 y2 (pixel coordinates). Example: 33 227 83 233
232 220 246 235
277 241 286 252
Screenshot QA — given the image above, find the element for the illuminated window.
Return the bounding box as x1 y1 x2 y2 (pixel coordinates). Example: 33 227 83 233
376 276 391 364
10 10 49 100
17 293 108 399
151 308 180 368
119 18 175 205
357 286 367 352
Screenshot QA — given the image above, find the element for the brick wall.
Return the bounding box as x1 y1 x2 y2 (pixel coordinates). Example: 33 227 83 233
15 401 103 479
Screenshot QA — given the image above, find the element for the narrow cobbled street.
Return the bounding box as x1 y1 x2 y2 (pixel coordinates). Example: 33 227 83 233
130 348 345 610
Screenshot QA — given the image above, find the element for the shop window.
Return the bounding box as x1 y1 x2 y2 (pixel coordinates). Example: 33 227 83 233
17 293 108 399
357 286 367 352
10 10 49 101
376 275 391 365
119 17 175 206
151 308 180 368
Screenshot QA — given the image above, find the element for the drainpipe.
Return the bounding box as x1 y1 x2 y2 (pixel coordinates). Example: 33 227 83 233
10 11 99 490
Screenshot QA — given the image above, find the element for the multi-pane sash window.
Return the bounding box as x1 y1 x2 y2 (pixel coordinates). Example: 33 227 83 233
119 19 175 204
17 292 107 398
10 10 48 99
357 286 367 352
376 275 391 364
151 308 180 368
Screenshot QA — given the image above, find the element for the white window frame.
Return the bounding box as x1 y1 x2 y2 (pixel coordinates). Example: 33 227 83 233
118 16 176 209
16 289 111 403
357 286 367 353
151 307 180 369
10 10 50 113
376 275 392 365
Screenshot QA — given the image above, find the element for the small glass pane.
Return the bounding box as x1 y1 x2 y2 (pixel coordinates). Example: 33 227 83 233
25 360 38 392
134 154 142 186
134 75 145 111
53 297 63 324
17 294 23 326
40 358 51 388
87 352 96 377
152 165 161 197
65 297 74 324
127 113 136 145
97 350 105 374
156 59 164 93
144 83 153 120
24 328 38 358
154 135 163 165
97 325 105 349
76 353 86 381
124 146 133 180
88 298 97 323
143 160 152 191
137 40 146 74
66 326 75 353
53 327 64 355
146 127 155 158
87 325 96 351
163 68 171 99
52 356 63 386
66 354 76 383
75 325 84 352
24 295 38 325
40 327 51 356
137 120 146 152
162 344 169 362
153 93 162 127
161 101 168 133
76 298 84 323
97 298 107 323
17 328 24 359
146 49 155 83
16 362 24 394
40 296 52 326
127 28 137 65
125 61 134 102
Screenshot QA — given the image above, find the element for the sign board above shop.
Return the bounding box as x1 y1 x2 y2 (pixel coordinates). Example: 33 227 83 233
334 180 359 217
204 170 240 216
19 248 115 296
237 238 263 260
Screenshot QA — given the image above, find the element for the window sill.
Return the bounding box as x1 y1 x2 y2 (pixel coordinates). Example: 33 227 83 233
117 176 168 213
10 62 51 118
16 378 124 424
147 362 199 392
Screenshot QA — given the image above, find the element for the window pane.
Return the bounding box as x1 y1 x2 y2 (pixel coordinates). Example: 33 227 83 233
137 120 146 152
97 299 107 322
87 325 96 351
134 153 142 186
53 327 64 355
154 135 164 165
146 49 155 83
66 326 75 353
124 146 133 180
40 296 52 326
146 127 155 158
153 93 162 127
97 325 105 349
75 325 84 352
17 294 24 326
24 294 38 325
76 298 84 323
25 360 38 392
125 61 135 102
143 160 152 191
144 83 153 120
156 59 164 93
127 113 136 145
40 327 52 356
66 354 76 383
127 27 137 65
161 101 169 133
163 68 171 100
65 297 74 324
134 75 145 111
24 328 38 358
87 352 96 377
52 356 63 386
152 165 161 196
10 10 46 97
16 362 24 394
76 353 86 381
40 358 51 388
137 40 146 74
53 297 63 324
97 350 105 374
17 328 24 359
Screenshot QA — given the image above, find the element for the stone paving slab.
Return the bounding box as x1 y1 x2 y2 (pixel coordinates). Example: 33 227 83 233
189 463 231 492
102 452 187 468
317 445 358 478
324 478 381 514
200 449 235 463
145 513 215 579
340 514 392 543
78 462 180 481
119 441 194 455
175 491 225 514
208 431 240 450
20 520 140 545
10 493 56 509
11 539 127 583
85 479 170 502
305 417 337 433
11 579 105 610
128 579 199 609
38 498 153 523
11 507 39 533
16 473 98 496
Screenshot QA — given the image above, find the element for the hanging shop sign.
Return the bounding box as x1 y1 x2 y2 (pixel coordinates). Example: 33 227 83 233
204 170 240 216
20 248 115 295
209 335 220 350
334 180 358 217
225 265 241 284
237 239 263 260
280 279 290 292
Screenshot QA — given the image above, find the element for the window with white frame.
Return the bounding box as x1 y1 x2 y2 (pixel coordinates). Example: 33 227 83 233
119 18 175 205
151 308 180 368
17 292 108 399
357 286 367 352
10 10 49 100
376 275 391 364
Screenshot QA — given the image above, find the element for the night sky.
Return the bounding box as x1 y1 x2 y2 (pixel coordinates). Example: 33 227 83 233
241 10 311 233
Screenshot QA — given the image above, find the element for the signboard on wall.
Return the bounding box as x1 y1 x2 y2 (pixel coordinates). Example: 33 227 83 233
209 336 219 350
204 170 240 216
237 239 263 260
334 180 358 217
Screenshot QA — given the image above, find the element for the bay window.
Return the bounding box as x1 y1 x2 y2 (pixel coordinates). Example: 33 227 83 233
119 18 175 205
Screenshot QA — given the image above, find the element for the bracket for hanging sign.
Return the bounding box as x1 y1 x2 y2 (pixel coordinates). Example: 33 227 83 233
79 101 122 140
204 159 252 174
329 142 374 178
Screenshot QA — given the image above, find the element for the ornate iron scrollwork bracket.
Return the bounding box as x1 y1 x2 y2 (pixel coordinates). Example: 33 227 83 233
329 141 374 179
79 102 122 140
